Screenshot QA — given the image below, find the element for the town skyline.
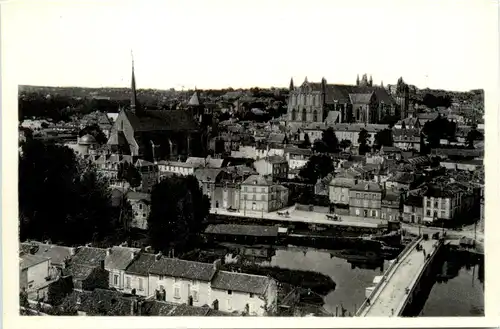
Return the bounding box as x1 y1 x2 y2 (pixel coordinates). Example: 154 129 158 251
3 0 496 92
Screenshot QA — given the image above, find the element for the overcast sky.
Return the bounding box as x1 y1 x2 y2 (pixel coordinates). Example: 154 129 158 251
2 0 497 91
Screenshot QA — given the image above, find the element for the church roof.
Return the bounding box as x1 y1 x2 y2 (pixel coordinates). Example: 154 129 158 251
124 110 198 132
324 84 396 105
188 91 202 106
349 93 374 104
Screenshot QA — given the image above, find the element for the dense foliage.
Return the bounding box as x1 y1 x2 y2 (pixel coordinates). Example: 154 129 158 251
299 155 334 183
19 139 116 245
148 175 210 254
422 115 457 148
78 124 108 144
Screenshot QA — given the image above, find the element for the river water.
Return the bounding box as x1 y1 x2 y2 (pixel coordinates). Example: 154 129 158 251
262 246 483 316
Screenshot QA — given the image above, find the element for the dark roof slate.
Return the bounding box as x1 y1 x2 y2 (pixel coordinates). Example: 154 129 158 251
148 258 216 281
124 109 198 132
205 224 279 237
211 271 271 295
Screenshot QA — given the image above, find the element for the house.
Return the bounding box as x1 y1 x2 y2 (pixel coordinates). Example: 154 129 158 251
20 254 51 291
255 144 285 160
194 168 224 208
148 258 219 307
329 170 361 206
253 156 289 181
64 246 109 291
126 191 151 230
135 159 159 193
284 147 312 169
386 171 415 191
440 159 483 172
68 289 141 316
20 241 76 271
402 194 424 224
349 182 383 218
124 252 159 297
240 175 289 212
157 160 201 177
394 117 421 130
379 146 403 160
422 183 471 223
381 189 401 221
210 271 278 316
105 246 141 291
392 128 421 152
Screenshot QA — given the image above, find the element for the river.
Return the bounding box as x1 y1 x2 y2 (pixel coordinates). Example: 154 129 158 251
262 246 483 316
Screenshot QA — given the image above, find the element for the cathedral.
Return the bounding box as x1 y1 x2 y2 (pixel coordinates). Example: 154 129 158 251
287 74 398 125
107 60 202 161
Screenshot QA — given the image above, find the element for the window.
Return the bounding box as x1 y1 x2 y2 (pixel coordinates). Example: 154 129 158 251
114 275 119 285
434 201 438 208
192 290 199 302
159 275 164 280
227 299 232 311
302 109 307 121
252 195 256 201
253 187 256 193
174 286 180 299
244 187 248 192
426 210 431 216
139 203 143 210
261 195 266 201
426 200 431 207
372 210 377 217
381 213 386 219
355 209 360 215
441 202 446 210
143 213 146 218
139 278 143 291
440 211 445 218
261 188 265 193
228 290 232 295
356 193 360 198
433 211 438 218
250 293 254 298
126 277 131 289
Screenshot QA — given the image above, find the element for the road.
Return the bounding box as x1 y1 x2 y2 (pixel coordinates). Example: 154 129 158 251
401 223 484 243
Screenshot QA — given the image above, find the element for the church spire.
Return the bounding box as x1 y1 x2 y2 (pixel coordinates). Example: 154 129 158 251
369 75 373 87
130 50 138 112
289 77 294 91
356 74 360 86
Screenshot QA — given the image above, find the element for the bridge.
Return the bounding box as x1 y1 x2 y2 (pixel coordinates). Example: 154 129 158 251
356 236 444 317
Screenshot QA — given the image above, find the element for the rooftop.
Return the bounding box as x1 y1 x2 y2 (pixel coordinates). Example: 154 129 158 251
148 258 217 282
211 271 272 295
125 253 158 276
104 246 141 271
20 254 50 270
205 224 279 237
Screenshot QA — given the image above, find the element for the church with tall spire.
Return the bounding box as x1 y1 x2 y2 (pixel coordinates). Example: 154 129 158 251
107 56 202 161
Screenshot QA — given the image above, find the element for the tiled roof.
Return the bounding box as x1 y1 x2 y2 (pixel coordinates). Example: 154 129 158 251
125 253 157 276
205 224 279 237
124 110 199 132
126 191 151 202
390 171 414 184
169 304 211 316
20 254 50 270
405 194 423 207
324 84 396 105
351 182 382 192
104 247 140 271
242 175 272 186
19 242 74 267
148 258 217 281
194 168 223 182
64 264 95 280
211 271 271 295
186 157 206 167
349 93 374 104
71 247 107 267
79 289 139 316
284 147 313 156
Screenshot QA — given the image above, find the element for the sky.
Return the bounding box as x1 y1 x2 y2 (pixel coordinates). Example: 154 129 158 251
2 0 497 91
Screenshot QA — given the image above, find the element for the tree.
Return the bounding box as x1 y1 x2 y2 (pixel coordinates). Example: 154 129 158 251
312 139 327 153
300 133 311 149
117 162 142 189
339 139 352 151
79 123 107 144
358 129 370 155
374 129 393 150
299 155 334 183
466 129 483 149
148 175 210 254
321 127 339 153
19 139 116 245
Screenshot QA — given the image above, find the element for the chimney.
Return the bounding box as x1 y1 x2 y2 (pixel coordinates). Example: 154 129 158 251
70 247 76 256
155 252 162 261
144 246 152 253
213 259 222 271
85 243 92 247
106 248 112 257
44 239 51 245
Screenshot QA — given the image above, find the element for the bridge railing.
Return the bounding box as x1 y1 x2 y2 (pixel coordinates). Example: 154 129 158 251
355 236 423 316
396 239 444 315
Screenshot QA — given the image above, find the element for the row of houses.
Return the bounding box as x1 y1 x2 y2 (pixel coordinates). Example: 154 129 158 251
20 242 278 316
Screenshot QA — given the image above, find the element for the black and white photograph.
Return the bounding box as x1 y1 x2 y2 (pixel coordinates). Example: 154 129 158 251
3 0 498 325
